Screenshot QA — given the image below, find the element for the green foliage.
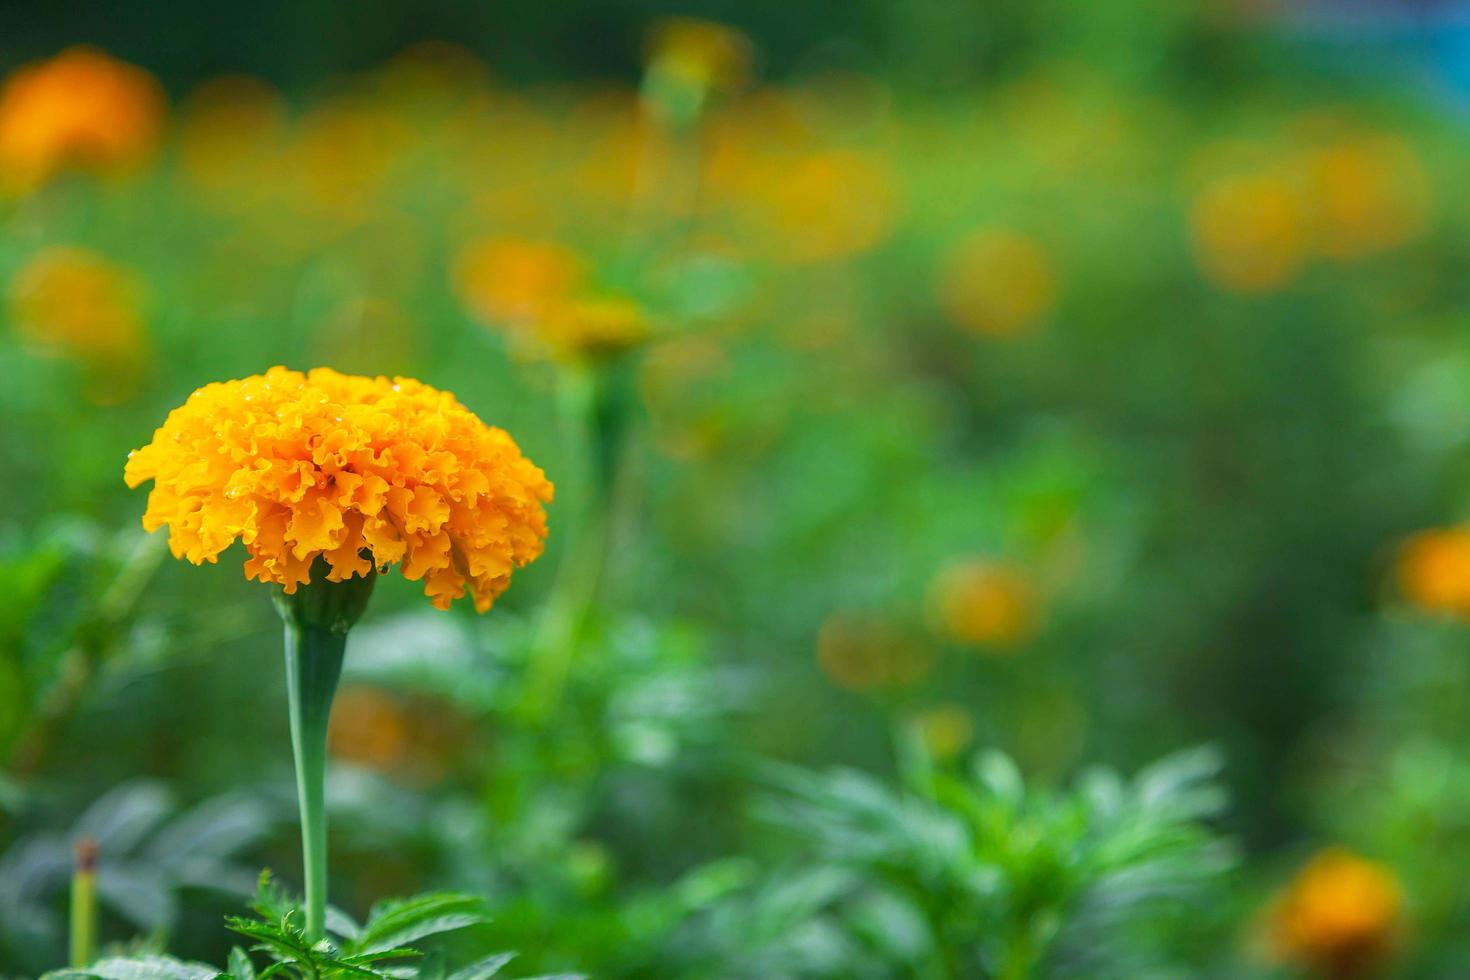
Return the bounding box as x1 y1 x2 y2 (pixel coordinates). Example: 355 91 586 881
42 875 578 980
675 747 1234 978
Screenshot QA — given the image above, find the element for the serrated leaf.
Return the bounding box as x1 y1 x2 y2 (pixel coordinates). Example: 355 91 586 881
43 955 221 980
445 951 515 980
352 893 490 954
227 947 256 980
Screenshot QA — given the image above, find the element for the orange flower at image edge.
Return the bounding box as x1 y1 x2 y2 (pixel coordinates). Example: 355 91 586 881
1397 526 1470 618
0 46 165 192
124 367 553 611
1266 848 1403 978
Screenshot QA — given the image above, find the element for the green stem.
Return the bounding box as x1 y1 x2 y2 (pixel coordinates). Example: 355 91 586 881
69 839 97 967
282 620 347 942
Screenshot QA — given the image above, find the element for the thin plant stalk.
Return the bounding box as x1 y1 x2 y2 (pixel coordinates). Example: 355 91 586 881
524 361 629 722
282 620 347 942
272 567 374 943
69 838 97 968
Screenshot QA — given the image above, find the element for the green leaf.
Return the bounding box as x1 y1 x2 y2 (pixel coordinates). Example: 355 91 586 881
444 952 515 980
42 955 222 980
351 893 491 955
227 948 256 980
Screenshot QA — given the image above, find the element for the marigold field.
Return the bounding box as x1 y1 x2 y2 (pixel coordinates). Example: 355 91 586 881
3 3 1470 978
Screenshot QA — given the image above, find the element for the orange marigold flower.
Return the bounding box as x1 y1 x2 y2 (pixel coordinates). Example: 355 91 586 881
124 366 553 611
1265 848 1402 978
0 46 165 193
910 703 975 761
1397 526 1470 619
1189 171 1305 294
816 611 933 692
938 229 1057 338
453 236 584 326
8 245 145 358
928 559 1037 651
645 17 753 94
534 297 650 362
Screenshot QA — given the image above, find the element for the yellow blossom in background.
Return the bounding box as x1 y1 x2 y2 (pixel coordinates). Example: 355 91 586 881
1266 848 1403 979
0 46 165 193
533 297 650 362
929 560 1037 652
816 612 933 692
1301 135 1429 263
177 75 286 200
329 684 465 784
329 686 412 770
1396 526 1470 619
123 366 553 611
8 246 144 358
1190 171 1306 294
910 704 975 761
454 236 585 325
755 150 897 264
645 17 753 94
938 229 1057 337
8 245 149 402
289 99 412 221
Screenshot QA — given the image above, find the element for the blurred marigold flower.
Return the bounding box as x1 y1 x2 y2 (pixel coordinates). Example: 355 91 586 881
910 703 975 761
329 684 465 783
644 17 753 95
756 150 897 264
1266 848 1403 979
1190 171 1305 294
534 296 650 362
928 560 1037 652
1396 527 1470 618
938 229 1057 338
329 685 413 770
8 245 149 402
177 75 286 198
816 612 933 692
123 366 553 611
0 46 165 193
453 236 585 325
1301 136 1429 263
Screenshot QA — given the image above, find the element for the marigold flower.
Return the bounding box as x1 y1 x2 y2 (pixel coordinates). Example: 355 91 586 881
453 236 584 326
124 366 553 611
1266 848 1402 978
910 704 975 761
0 46 165 193
534 297 650 362
755 150 897 264
816 612 933 692
177 75 287 200
1190 171 1305 294
8 245 144 358
929 560 1037 651
645 17 753 94
8 245 149 403
1396 526 1470 619
938 229 1057 338
1301 135 1429 263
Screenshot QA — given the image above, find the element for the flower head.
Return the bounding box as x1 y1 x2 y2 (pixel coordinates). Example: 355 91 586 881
453 236 584 326
645 17 753 94
8 245 149 402
938 229 1057 337
1396 526 1470 619
124 367 553 611
928 559 1037 651
1266 848 1402 978
816 611 933 692
0 47 165 193
1190 171 1305 294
